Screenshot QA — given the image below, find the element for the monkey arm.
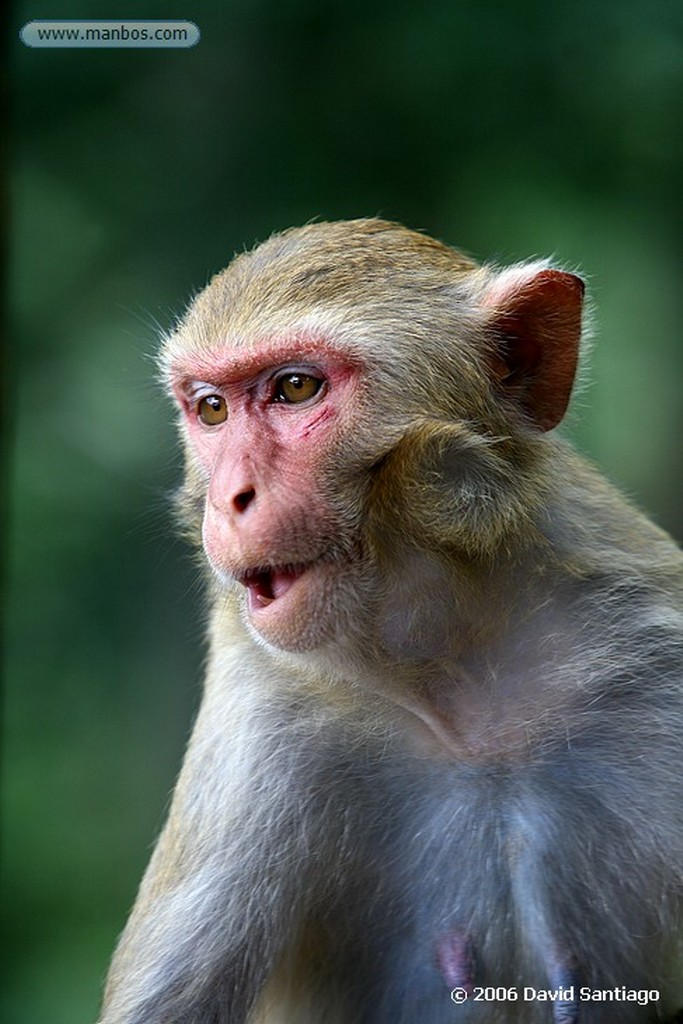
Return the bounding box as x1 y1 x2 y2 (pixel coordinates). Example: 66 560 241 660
99 642 310 1023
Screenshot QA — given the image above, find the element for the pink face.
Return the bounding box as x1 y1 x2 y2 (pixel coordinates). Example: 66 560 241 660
170 337 363 650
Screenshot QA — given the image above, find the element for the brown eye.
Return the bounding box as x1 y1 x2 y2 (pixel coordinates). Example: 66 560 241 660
197 394 227 425
274 373 324 404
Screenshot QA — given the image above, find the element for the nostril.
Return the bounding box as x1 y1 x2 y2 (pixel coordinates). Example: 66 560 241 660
233 488 256 514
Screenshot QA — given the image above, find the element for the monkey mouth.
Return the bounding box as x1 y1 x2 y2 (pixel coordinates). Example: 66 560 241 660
238 564 310 611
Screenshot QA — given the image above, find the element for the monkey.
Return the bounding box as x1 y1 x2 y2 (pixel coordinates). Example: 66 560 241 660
99 219 683 1024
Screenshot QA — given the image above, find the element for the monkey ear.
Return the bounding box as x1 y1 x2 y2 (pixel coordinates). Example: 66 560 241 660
483 267 584 431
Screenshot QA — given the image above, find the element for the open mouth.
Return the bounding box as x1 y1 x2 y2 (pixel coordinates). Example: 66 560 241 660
238 564 309 611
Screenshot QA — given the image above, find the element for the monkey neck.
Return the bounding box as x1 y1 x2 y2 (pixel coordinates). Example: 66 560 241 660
353 547 578 761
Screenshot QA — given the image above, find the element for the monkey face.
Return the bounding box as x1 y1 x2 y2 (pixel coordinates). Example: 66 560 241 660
167 338 375 651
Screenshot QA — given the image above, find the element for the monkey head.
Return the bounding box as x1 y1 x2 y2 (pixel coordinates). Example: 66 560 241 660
160 219 584 654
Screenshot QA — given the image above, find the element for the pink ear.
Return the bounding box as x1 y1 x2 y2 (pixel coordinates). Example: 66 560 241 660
484 267 584 431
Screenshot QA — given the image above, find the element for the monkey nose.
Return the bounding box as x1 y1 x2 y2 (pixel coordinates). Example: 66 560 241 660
232 488 256 514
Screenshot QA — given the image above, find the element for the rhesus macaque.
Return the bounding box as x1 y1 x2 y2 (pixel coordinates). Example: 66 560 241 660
100 220 683 1024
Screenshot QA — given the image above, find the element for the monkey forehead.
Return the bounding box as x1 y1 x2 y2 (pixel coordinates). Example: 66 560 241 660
161 219 483 368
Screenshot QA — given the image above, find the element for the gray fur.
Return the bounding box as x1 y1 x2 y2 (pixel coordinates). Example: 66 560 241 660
100 221 683 1023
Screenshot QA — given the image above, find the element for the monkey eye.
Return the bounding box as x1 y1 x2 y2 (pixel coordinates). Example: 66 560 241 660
197 394 228 425
273 372 324 404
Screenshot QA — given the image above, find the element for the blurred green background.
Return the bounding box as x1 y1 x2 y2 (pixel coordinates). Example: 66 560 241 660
6 1 683 1021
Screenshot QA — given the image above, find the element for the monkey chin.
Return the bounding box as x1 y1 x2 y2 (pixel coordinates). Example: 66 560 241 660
238 561 343 653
